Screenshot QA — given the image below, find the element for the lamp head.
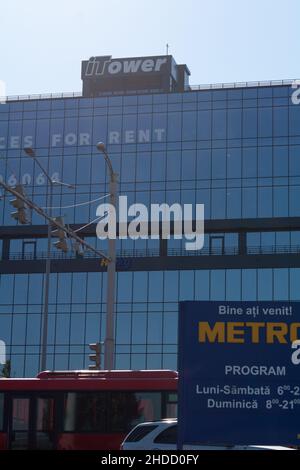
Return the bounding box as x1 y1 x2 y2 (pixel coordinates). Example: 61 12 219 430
96 142 106 153
24 147 35 157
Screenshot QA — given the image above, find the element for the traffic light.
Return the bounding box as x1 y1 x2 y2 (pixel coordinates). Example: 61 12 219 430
51 216 68 253
10 184 29 224
73 241 84 258
100 258 109 267
88 342 101 370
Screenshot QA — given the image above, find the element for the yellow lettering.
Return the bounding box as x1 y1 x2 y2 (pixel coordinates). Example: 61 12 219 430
290 323 300 342
227 322 245 343
266 323 288 344
246 322 265 343
198 322 225 343
198 321 295 344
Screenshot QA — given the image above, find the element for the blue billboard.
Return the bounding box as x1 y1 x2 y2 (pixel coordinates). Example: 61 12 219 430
178 301 300 446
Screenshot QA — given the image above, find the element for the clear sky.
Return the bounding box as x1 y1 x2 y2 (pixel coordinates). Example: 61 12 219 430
0 0 299 96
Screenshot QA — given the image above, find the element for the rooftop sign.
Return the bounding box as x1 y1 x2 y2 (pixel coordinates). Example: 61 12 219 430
81 54 189 97
82 55 169 78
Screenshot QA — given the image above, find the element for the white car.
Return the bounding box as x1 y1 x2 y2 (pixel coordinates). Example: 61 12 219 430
121 419 293 450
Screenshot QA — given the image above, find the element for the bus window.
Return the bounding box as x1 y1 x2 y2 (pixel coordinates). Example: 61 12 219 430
12 397 30 431
35 397 55 450
63 392 106 432
11 397 30 450
109 392 162 433
165 392 177 418
0 393 3 430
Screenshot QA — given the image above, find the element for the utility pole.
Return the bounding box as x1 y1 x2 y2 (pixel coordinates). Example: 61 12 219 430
96 142 118 370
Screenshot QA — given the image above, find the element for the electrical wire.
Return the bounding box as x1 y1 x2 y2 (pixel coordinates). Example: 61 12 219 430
42 193 110 210
73 212 108 233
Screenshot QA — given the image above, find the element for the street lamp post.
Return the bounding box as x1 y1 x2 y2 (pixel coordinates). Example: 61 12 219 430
96 142 118 370
24 147 73 371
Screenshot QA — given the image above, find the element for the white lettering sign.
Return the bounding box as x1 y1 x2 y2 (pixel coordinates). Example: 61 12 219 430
84 56 168 77
0 129 165 149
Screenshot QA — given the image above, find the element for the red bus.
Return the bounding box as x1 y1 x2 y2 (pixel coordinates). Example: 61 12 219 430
0 370 177 450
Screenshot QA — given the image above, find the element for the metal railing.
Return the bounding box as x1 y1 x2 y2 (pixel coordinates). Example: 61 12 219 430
1 91 82 103
0 78 298 104
188 79 298 91
3 244 300 262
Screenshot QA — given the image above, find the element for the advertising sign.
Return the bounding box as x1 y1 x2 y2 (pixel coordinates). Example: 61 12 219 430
81 55 169 78
178 301 300 446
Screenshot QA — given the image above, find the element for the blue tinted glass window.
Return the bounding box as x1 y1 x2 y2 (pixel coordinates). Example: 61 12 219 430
196 149 211 180
197 110 211 140
0 275 14 304
227 148 241 178
179 271 194 300
289 146 300 176
212 188 226 218
164 272 178 302
212 149 226 178
194 270 209 299
273 146 288 176
258 270 272 300
36 120 50 148
258 108 272 137
148 272 163 301
258 147 272 177
50 118 64 147
167 112 182 141
290 106 300 136
121 153 136 182
226 270 241 299
227 109 242 139
242 187 257 217
136 152 150 181
243 147 257 177
108 115 122 144
274 269 288 300
8 120 22 148
166 151 180 180
212 110 226 139
71 274 87 303
70 315 85 343
243 88 257 99
243 108 257 138
0 121 8 148
0 314 11 345
210 271 225 299
182 111 196 141
76 155 91 184
258 187 272 217
196 189 210 218
242 270 257 300
181 150 195 180
152 113 167 142
274 186 288 216
151 152 165 181
26 314 41 344
289 186 300 216
227 188 241 218
93 116 107 146
273 107 288 137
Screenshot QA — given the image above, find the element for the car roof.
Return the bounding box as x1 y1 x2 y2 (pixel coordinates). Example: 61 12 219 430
127 420 294 449
135 419 177 426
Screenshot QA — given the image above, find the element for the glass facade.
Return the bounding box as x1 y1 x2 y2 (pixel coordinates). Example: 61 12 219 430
1 84 300 376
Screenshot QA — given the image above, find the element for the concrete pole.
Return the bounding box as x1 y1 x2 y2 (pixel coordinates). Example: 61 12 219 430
104 173 118 370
